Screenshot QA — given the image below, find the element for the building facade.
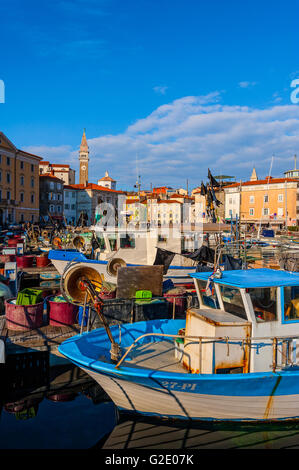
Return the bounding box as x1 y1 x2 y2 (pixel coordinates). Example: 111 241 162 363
0 132 42 225
39 162 75 184
225 176 299 228
64 186 78 224
98 171 117 190
67 183 124 226
39 174 64 222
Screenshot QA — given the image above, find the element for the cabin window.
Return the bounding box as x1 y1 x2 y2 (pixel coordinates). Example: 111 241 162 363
220 286 247 319
283 286 299 321
96 235 105 250
108 235 117 251
248 287 277 322
196 280 219 309
120 234 135 249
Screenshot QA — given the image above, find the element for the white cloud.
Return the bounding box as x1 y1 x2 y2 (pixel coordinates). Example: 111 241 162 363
153 85 168 95
239 81 257 88
26 93 299 190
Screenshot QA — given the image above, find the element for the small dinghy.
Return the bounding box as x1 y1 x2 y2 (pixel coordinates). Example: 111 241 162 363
59 268 299 422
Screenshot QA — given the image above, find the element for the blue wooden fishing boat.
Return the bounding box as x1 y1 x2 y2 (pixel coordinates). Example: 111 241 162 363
59 268 299 422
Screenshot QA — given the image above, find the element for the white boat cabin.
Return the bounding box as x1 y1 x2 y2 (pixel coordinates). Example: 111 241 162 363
92 227 202 267
185 268 299 374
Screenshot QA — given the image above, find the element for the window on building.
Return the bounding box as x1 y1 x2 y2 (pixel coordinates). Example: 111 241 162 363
278 194 284 202
20 175 24 186
263 208 269 216
50 182 54 190
0 155 2 164
0 171 2 182
31 194 35 204
57 193 62 201
71 204 75 210
57 205 61 213
20 161 24 169
6 172 10 183
65 192 69 198
264 195 269 203
7 191 10 200
65 204 69 209
0 190 2 201
249 208 254 216
20 214 24 222
31 164 34 172
49 205 54 213
57 183 61 190
31 177 34 188
250 195 255 204
278 207 284 217
20 192 24 203
6 156 10 166
31 214 34 222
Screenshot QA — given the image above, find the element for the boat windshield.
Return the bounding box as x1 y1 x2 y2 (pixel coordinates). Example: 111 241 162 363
219 285 247 320
196 279 219 309
247 287 277 322
120 234 135 249
283 286 299 322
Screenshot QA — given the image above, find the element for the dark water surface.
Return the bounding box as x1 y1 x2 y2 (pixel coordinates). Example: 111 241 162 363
2 350 299 450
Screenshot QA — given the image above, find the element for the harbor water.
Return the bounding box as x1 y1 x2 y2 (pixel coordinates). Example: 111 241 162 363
2 351 299 449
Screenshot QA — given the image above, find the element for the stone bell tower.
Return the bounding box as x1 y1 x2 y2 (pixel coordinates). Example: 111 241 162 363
79 129 89 185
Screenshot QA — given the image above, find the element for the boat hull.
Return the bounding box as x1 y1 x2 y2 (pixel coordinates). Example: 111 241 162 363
49 250 197 284
58 320 299 422
73 365 299 422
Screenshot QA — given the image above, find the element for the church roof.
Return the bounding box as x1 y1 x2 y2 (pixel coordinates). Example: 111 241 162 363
98 171 116 182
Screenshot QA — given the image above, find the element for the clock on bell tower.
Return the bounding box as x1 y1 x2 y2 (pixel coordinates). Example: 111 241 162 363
79 129 89 185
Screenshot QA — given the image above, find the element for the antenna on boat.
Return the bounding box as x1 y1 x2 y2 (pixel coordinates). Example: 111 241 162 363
134 153 141 201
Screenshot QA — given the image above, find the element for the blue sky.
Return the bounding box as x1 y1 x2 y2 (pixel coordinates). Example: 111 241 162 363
0 0 298 190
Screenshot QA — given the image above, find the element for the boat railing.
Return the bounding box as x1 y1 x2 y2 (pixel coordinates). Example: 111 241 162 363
115 331 299 373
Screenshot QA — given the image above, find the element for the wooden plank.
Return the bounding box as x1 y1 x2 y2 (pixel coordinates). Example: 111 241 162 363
116 265 164 299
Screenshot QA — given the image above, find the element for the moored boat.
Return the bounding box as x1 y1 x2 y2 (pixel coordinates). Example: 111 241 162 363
59 268 299 422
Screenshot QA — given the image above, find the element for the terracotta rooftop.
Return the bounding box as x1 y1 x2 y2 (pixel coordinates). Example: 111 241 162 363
40 162 71 168
66 183 124 193
225 177 299 188
39 173 64 182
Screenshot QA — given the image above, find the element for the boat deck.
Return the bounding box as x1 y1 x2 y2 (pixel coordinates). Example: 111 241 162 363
123 340 187 374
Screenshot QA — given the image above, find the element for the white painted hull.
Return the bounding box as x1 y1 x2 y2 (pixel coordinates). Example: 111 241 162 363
51 258 195 284
82 368 299 422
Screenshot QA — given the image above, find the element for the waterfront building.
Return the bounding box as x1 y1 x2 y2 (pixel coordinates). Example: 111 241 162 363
39 173 64 222
39 162 75 185
63 185 78 225
224 171 299 228
0 132 42 225
67 183 124 226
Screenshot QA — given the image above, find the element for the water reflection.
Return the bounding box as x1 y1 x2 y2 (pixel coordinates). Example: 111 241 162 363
99 414 299 450
0 351 116 448
2 331 299 449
